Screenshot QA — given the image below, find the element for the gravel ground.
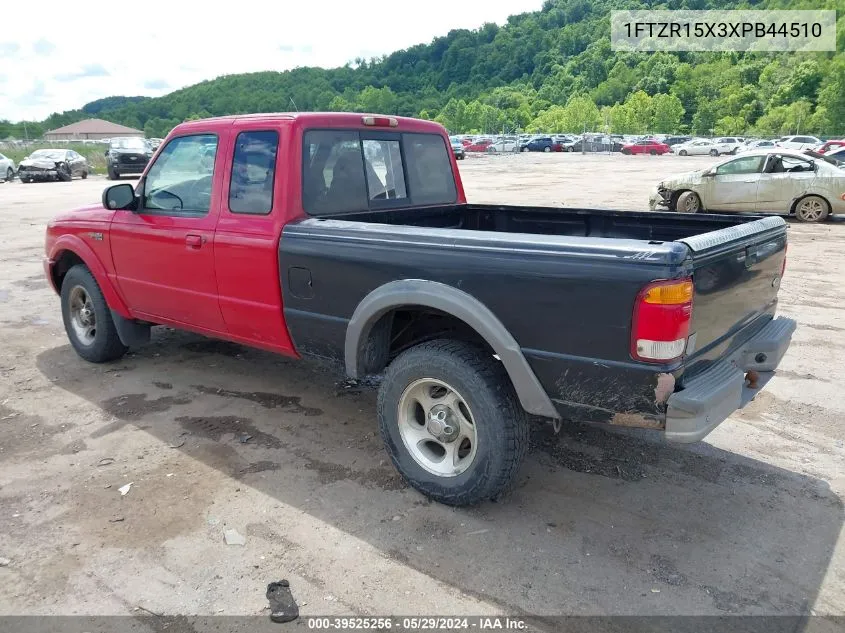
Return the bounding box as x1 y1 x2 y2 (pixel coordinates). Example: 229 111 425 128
0 153 842 626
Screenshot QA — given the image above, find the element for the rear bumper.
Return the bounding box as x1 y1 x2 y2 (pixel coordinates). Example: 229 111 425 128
665 316 796 443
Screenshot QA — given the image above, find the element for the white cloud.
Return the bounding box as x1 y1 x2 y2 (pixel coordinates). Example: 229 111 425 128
2 0 542 122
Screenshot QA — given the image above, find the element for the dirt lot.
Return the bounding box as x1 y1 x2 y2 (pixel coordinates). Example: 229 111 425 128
0 153 843 625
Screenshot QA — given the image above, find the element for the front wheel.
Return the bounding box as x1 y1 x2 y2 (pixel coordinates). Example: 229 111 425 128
5 168 13 182
649 149 657 156
709 149 719 157
57 163 72 182
81 170 88 179
60 265 127 363
679 149 688 156
675 190 702 213
377 340 528 506
794 195 830 223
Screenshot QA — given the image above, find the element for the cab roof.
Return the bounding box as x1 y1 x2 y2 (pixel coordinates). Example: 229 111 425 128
173 112 446 134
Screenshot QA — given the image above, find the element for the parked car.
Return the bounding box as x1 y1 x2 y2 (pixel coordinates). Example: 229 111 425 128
106 137 154 180
486 137 519 153
736 140 777 153
621 139 670 155
711 137 743 155
18 149 89 182
450 138 465 160
673 139 721 156
45 113 794 506
814 139 845 154
824 147 845 163
465 139 493 153
519 137 561 152
776 135 822 150
0 152 15 182
663 136 692 147
650 149 845 222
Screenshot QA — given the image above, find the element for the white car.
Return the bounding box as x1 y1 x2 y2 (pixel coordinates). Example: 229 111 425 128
777 135 822 150
649 149 845 222
712 137 743 154
736 140 777 153
487 137 518 153
672 139 720 156
0 152 16 182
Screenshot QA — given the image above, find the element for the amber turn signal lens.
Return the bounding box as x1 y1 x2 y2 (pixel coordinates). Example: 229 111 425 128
642 280 694 305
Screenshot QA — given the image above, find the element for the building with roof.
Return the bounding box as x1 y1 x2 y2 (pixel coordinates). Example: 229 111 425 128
43 118 143 141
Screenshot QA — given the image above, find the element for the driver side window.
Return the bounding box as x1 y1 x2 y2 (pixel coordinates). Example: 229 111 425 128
143 134 217 216
715 155 764 175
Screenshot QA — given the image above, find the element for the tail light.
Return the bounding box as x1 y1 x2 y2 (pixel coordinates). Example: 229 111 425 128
781 244 787 277
631 278 694 363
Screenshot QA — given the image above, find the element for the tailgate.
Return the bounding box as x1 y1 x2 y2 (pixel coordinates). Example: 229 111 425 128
680 216 787 381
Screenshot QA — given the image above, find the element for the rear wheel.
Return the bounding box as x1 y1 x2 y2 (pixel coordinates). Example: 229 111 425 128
378 339 528 506
521 147 529 153
543 146 551 153
60 265 127 363
794 195 829 223
5 168 13 182
675 190 702 213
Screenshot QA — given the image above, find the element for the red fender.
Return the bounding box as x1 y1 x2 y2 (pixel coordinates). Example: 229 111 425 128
47 234 131 318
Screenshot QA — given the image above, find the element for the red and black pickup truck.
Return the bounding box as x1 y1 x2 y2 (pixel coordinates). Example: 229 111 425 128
44 113 795 506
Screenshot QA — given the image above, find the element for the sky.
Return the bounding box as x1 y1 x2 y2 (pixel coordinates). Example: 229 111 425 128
1 0 543 123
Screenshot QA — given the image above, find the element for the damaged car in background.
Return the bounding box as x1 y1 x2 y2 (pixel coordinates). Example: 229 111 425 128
650 149 845 223
17 149 89 183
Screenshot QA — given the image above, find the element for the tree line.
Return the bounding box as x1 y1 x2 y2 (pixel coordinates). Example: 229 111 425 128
1 0 843 140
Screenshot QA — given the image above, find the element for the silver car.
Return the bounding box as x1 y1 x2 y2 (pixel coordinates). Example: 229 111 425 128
0 152 15 182
650 149 845 222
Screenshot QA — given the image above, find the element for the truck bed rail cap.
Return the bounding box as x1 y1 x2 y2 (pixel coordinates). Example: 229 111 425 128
680 216 785 252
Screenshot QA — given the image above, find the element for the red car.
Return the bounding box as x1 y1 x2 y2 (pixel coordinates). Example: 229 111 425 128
816 140 845 154
622 140 671 155
464 139 493 152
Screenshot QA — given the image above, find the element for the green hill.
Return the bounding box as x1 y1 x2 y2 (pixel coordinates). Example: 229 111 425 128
3 0 843 139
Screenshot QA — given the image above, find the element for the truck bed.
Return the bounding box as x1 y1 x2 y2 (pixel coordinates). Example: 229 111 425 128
280 204 787 425
325 203 758 242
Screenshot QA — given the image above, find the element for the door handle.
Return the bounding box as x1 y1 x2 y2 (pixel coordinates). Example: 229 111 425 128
186 234 204 249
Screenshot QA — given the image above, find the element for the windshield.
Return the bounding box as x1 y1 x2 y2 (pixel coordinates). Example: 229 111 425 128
111 137 148 150
29 150 65 160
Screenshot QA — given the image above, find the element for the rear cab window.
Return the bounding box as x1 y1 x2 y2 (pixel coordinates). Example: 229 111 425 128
229 130 279 215
302 129 456 215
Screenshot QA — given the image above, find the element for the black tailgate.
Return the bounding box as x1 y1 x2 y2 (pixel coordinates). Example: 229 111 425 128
680 216 787 381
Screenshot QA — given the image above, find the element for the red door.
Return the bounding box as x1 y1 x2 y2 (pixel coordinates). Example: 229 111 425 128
110 131 229 332
212 119 297 355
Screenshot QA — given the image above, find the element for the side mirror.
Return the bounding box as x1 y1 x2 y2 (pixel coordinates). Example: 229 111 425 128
104 150 110 156
702 169 715 177
102 183 136 211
